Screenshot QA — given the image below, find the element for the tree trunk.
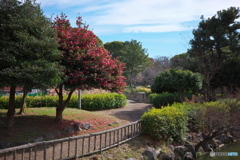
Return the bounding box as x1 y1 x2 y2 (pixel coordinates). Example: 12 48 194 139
178 90 184 102
195 129 222 152
18 88 28 115
55 85 75 122
6 86 16 130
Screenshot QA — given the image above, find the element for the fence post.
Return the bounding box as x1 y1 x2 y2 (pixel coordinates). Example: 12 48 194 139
82 137 85 155
88 136 91 153
68 137 71 157
52 141 55 160
75 139 78 158
43 141 46 160
100 134 102 154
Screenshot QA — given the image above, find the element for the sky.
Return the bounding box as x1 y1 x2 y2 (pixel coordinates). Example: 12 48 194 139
37 0 239 58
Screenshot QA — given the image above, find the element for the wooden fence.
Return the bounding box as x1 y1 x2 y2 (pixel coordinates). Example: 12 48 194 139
0 120 142 160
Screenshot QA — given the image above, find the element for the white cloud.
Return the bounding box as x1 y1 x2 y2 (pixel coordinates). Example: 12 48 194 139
93 0 239 25
37 0 92 7
124 23 193 33
38 0 240 33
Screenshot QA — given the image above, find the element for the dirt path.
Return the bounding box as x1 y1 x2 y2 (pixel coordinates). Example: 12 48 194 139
94 100 152 123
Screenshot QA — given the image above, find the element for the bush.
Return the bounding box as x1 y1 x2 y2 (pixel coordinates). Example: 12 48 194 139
79 93 127 110
124 87 152 97
27 96 58 107
135 87 152 96
151 69 203 97
149 92 182 108
141 107 188 141
0 93 127 110
0 96 23 109
170 102 199 125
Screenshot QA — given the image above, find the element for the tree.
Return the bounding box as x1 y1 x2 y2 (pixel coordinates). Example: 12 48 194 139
105 40 150 88
151 69 203 100
211 57 240 94
53 14 126 122
188 7 240 101
135 57 171 86
0 0 62 130
104 41 124 58
170 53 197 72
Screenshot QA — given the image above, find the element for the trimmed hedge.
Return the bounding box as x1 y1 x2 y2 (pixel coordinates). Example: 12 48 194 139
149 92 181 108
141 107 188 141
149 92 192 108
68 93 127 110
0 93 127 110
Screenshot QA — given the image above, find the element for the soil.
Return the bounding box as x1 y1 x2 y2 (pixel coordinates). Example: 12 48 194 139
94 100 152 123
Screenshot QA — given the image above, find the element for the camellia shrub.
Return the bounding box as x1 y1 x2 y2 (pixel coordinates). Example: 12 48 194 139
0 93 127 110
141 107 188 141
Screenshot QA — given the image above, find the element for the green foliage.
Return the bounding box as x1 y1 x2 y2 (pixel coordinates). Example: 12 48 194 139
124 87 152 96
0 0 62 88
149 92 183 108
188 7 240 100
170 102 199 124
104 41 124 58
170 53 197 72
141 107 188 141
151 69 203 96
104 40 150 87
135 87 152 96
77 93 126 110
211 57 240 90
0 93 127 110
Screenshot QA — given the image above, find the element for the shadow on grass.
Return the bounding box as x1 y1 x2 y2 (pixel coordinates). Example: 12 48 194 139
0 112 80 146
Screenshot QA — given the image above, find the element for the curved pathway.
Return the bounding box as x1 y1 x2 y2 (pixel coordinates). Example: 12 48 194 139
94 100 152 123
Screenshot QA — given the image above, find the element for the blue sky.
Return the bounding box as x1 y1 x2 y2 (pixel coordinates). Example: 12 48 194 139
37 0 239 58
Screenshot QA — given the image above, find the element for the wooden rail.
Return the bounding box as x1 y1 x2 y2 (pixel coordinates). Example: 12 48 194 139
0 120 142 160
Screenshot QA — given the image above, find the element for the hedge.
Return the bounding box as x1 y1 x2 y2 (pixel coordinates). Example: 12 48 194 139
149 92 192 108
0 93 127 110
68 93 127 110
149 92 181 108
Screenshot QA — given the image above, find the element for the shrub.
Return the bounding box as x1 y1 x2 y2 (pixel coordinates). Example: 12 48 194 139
170 102 199 126
26 96 58 107
124 87 152 96
135 87 152 96
0 93 127 110
141 107 188 141
149 92 181 108
79 93 127 110
0 96 23 109
151 69 203 100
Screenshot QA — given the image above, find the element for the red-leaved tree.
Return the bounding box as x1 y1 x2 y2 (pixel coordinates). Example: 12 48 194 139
53 14 126 122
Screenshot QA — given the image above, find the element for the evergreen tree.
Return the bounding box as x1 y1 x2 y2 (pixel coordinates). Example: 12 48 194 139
0 0 62 130
188 7 240 101
105 40 150 88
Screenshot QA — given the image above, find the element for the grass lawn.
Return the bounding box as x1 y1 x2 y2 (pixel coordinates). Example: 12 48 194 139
0 107 124 146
